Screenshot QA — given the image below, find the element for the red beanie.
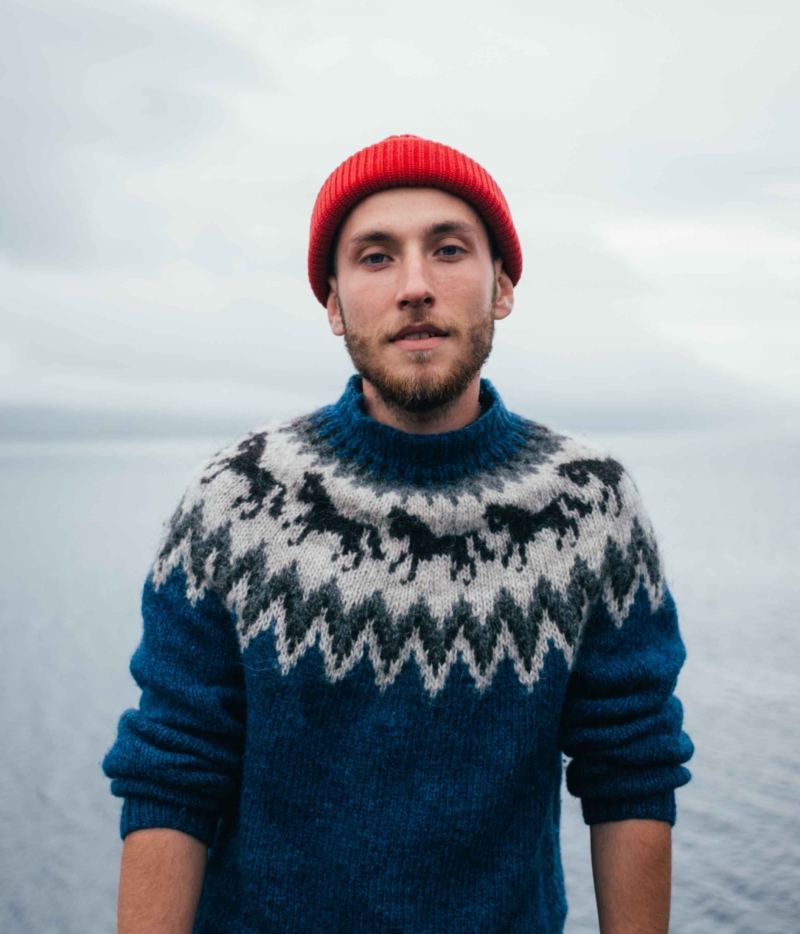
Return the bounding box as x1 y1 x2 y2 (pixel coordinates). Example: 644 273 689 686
307 134 523 307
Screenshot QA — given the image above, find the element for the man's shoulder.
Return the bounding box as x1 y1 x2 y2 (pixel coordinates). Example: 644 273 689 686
500 419 662 600
509 416 645 508
509 420 666 619
156 415 303 530
150 415 310 587
185 410 318 492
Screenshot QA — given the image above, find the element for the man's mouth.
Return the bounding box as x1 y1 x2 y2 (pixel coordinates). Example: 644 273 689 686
390 324 449 345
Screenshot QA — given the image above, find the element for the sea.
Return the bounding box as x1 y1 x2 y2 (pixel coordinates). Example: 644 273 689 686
1 425 798 933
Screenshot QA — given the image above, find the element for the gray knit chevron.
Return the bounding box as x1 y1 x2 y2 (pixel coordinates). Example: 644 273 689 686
152 418 664 696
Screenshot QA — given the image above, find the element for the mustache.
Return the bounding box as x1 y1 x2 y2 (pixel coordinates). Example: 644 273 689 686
336 296 461 342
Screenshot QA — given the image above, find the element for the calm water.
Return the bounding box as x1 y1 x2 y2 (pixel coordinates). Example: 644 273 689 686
1 427 798 933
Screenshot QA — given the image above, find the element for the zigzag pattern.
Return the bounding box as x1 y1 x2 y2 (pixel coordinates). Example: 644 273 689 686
154 471 662 694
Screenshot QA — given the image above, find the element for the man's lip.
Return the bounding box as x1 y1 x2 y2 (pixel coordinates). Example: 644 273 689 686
390 325 448 341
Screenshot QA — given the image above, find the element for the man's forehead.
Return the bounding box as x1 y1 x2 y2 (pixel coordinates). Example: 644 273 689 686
340 187 484 242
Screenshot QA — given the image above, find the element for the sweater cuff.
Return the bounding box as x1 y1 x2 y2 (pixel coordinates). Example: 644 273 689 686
120 796 219 847
580 789 677 827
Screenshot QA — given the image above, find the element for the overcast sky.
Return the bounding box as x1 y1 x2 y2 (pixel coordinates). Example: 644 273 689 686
1 0 798 430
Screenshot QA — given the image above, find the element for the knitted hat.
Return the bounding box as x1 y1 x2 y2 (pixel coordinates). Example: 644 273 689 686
307 134 523 307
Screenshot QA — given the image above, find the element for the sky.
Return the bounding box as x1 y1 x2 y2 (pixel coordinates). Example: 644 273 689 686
1 0 798 432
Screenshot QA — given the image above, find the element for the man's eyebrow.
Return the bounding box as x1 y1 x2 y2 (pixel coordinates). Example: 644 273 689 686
426 220 478 237
347 230 396 247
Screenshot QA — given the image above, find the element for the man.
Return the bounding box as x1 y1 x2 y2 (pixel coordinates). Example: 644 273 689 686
103 134 693 933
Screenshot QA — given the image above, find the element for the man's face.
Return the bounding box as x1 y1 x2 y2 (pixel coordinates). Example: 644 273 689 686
326 187 514 413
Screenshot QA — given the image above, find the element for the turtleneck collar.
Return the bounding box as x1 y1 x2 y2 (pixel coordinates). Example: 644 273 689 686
308 375 534 487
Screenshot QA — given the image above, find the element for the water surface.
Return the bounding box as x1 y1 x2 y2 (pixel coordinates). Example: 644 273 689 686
0 428 797 932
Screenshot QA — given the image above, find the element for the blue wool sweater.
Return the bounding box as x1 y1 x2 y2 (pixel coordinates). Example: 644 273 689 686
103 376 693 933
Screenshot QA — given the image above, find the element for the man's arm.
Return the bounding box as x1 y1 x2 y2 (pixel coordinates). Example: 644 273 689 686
590 819 671 934
102 567 246 927
118 828 207 934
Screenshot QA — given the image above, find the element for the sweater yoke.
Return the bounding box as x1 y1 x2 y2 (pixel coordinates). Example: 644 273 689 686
153 377 664 697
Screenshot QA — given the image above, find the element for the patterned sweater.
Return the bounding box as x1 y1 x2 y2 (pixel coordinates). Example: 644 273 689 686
103 375 693 934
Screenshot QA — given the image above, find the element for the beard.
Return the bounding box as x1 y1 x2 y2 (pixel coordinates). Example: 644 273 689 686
340 297 495 415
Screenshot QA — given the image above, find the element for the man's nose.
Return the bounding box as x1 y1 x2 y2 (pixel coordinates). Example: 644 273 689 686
397 254 434 308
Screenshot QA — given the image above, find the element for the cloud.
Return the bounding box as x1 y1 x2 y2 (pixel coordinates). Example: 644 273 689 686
0 0 798 428
0 0 261 264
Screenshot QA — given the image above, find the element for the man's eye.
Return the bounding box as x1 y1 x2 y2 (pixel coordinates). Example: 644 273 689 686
363 252 389 265
438 245 463 256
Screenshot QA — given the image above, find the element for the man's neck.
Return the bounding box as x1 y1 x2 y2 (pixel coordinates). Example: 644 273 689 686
360 375 483 435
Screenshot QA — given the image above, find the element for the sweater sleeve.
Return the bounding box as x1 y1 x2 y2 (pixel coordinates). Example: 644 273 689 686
101 559 245 846
557 473 694 826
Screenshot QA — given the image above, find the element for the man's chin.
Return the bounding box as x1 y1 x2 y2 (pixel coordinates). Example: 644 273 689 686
345 323 494 416
364 368 472 414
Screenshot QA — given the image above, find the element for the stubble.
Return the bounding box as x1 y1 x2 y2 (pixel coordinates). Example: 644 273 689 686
339 296 495 416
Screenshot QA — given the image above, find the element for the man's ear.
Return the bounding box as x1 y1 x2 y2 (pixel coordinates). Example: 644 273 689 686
327 278 345 336
492 260 514 321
